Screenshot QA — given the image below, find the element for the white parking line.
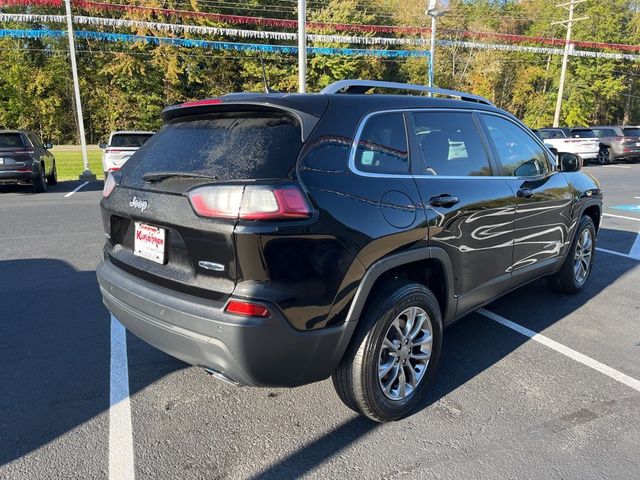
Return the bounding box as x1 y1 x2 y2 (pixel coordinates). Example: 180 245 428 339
110 316 135 480
603 212 640 222
478 308 640 394
64 181 89 198
602 165 631 169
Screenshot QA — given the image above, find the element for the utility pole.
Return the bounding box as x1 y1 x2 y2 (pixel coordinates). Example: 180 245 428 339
298 0 306 93
64 0 95 180
552 0 587 127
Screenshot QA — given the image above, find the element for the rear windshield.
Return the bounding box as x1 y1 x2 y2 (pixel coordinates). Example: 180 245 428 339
570 129 596 138
0 133 25 148
110 133 153 147
623 127 640 137
121 113 302 185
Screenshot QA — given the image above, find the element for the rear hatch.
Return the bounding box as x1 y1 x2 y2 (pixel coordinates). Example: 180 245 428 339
0 133 33 171
102 96 327 300
105 133 153 170
620 128 640 152
562 129 599 153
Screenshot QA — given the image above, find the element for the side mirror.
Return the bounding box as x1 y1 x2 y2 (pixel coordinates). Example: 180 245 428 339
45 143 53 149
559 152 581 172
99 142 107 149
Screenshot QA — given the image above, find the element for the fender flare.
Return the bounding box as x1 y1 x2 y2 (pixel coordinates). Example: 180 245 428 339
344 247 457 325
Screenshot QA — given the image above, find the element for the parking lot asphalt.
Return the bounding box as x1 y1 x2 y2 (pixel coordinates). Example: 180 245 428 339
1 164 639 480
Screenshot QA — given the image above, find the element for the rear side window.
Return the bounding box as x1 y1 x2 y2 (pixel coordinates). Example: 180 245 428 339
571 129 596 138
412 111 492 176
481 114 549 177
593 128 617 137
121 112 302 184
0 133 25 148
110 134 153 147
623 127 640 137
354 113 409 174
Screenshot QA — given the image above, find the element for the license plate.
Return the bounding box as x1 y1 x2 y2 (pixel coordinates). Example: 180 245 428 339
0 158 3 164
636 142 640 147
134 222 166 264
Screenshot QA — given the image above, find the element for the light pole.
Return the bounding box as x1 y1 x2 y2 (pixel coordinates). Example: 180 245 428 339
298 0 306 93
426 0 448 88
64 0 95 181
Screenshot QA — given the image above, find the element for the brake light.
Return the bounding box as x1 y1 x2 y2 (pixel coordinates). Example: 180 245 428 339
188 185 312 220
103 173 117 198
225 300 270 318
16 167 31 172
181 98 223 107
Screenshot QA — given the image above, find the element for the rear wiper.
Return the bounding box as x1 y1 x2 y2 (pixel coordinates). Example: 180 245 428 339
143 171 219 183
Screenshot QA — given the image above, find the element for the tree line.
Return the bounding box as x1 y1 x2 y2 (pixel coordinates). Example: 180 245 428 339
0 0 639 144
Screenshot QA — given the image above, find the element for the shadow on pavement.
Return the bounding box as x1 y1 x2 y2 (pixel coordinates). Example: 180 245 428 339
0 258 184 467
1 226 637 473
0 180 103 195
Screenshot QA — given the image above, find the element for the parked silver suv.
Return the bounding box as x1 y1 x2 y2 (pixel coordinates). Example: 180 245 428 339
590 125 640 164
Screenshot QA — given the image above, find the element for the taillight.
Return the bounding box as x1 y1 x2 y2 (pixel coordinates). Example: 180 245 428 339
181 98 222 107
105 149 124 154
188 185 312 220
225 300 270 318
103 173 117 198
12 148 34 154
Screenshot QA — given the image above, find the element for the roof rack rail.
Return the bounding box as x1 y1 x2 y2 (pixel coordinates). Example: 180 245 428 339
319 80 493 106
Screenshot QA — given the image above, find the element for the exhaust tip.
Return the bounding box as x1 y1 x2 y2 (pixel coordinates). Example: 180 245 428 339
203 367 240 386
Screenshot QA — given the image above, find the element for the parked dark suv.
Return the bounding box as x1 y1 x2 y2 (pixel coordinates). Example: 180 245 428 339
0 130 57 192
97 80 602 422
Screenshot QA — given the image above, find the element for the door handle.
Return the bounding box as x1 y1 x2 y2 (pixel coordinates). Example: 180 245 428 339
517 188 534 199
429 194 460 208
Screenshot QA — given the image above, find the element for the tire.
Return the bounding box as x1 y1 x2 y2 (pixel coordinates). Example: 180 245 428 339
547 215 596 294
332 281 443 422
32 165 47 193
46 161 58 185
596 147 612 165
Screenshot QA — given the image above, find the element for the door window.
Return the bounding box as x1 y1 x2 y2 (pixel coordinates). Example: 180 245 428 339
411 111 492 176
481 114 549 177
354 113 409 174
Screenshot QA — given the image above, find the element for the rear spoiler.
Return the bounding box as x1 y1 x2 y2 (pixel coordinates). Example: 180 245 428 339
161 95 328 142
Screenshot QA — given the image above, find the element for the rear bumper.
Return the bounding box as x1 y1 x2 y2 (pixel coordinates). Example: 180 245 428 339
0 170 36 183
578 151 599 160
96 258 355 387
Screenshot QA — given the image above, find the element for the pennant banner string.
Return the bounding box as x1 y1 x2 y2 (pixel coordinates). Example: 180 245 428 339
0 28 432 57
0 0 639 53
0 17 638 61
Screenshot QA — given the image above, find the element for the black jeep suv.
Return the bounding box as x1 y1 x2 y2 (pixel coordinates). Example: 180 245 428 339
0 130 57 192
97 80 602 422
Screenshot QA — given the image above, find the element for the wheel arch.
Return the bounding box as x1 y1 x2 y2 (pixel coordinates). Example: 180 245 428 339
345 247 457 327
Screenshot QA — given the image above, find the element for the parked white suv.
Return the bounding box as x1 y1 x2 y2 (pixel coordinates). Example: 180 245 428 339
536 127 599 164
100 131 154 176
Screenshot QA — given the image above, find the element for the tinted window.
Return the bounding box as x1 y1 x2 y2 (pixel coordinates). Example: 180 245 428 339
571 129 596 138
27 133 43 147
540 129 565 139
0 133 25 148
623 127 640 137
412 111 492 176
121 113 302 186
482 114 549 177
354 113 409 174
111 133 153 147
593 128 617 137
